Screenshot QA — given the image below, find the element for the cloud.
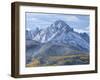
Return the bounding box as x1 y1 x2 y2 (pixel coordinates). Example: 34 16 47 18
85 26 89 30
66 16 80 22
27 17 39 22
74 28 89 33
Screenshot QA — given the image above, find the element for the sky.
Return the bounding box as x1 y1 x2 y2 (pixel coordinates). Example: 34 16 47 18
25 12 90 33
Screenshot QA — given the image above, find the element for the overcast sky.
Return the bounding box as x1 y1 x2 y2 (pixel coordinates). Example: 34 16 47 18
25 12 90 33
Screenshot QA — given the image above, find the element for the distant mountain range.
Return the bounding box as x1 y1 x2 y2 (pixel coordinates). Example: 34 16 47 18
26 20 90 65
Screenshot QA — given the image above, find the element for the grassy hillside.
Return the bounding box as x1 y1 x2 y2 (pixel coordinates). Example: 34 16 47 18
26 53 89 67
26 41 89 67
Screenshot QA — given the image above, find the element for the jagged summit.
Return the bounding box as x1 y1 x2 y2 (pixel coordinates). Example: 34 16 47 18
50 20 73 32
54 20 68 26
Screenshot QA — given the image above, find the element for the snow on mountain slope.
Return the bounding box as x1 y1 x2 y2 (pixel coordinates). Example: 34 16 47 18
32 20 73 42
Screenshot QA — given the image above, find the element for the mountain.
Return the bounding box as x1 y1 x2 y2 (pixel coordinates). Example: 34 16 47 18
26 20 90 65
27 20 89 50
80 33 89 43
26 29 32 40
32 20 73 43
